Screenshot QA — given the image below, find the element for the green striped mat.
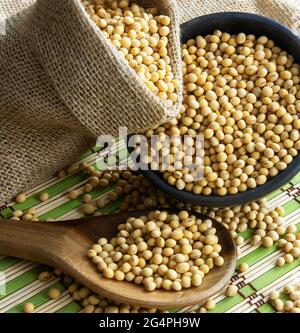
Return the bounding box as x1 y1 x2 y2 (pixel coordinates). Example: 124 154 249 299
1 142 300 313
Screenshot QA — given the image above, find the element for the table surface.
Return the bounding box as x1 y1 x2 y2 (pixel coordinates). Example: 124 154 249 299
1 140 300 313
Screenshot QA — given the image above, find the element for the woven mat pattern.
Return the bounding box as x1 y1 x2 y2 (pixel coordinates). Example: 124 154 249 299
0 142 300 313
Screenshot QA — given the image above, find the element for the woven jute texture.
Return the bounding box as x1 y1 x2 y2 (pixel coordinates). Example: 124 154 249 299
0 0 299 205
0 0 182 205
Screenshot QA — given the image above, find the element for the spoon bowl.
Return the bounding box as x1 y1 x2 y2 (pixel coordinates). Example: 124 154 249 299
0 209 237 309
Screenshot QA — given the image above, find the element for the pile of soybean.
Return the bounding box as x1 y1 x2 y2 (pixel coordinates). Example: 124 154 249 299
88 210 224 291
82 0 178 108
146 31 300 196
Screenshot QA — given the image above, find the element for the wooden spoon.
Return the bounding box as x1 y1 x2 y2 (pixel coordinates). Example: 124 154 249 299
0 209 237 309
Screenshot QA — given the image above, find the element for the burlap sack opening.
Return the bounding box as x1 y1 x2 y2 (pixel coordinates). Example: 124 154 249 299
0 0 182 205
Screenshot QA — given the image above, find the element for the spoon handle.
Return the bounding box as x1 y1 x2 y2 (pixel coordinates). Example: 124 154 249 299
0 219 67 264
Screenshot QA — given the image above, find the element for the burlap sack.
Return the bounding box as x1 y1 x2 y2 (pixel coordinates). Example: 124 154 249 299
0 0 299 206
0 0 182 205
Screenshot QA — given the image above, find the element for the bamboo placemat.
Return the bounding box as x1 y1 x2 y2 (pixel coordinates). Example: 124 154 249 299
1 142 300 313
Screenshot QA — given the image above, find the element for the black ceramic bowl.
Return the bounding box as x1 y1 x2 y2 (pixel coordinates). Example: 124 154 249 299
139 12 300 207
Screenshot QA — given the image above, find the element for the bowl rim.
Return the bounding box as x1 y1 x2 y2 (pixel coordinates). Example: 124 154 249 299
137 12 300 207
180 11 300 41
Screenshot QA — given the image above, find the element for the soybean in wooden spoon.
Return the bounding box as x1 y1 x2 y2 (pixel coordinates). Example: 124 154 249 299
0 209 237 309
